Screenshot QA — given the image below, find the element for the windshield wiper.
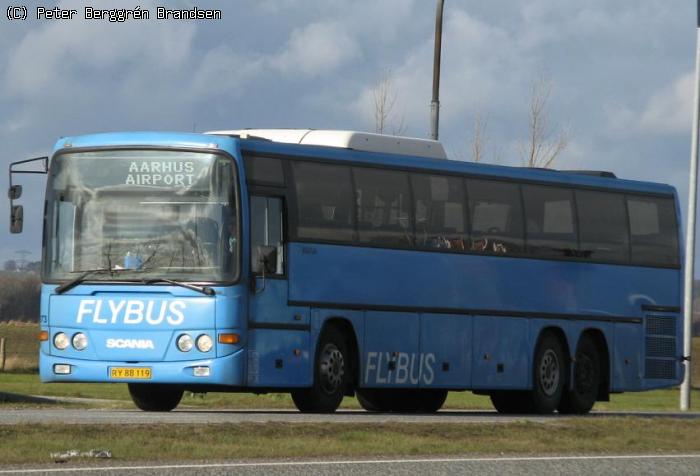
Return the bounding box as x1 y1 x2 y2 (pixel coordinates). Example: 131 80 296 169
142 278 215 296
55 268 137 294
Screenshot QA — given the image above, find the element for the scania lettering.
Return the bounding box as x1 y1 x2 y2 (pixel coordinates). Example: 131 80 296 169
106 339 155 350
8 129 684 414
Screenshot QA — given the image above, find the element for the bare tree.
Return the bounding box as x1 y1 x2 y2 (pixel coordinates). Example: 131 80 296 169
470 113 487 163
519 79 569 168
373 70 406 136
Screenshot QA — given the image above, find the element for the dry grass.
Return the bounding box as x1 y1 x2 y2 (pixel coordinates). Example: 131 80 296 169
0 321 38 371
1 418 699 465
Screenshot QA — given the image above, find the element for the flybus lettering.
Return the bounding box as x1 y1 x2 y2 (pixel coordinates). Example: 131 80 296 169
365 351 436 385
75 299 187 326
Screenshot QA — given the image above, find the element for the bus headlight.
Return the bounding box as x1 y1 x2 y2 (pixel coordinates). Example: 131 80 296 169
53 332 69 350
177 334 194 352
72 333 88 351
196 334 213 353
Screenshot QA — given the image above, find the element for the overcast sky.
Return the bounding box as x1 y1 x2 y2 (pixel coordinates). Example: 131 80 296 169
0 0 696 266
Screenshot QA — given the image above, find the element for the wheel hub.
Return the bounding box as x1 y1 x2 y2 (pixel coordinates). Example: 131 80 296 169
319 344 344 395
539 349 560 396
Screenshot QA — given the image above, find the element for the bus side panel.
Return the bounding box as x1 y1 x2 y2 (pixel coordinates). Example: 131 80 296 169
612 323 643 391
249 279 310 326
419 313 471 388
471 316 529 390
362 311 421 388
246 329 311 387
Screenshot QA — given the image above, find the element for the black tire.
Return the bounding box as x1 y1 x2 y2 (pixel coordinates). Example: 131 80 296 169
356 389 388 412
363 389 447 413
489 391 534 414
292 327 349 413
558 335 600 415
415 389 448 413
531 332 568 414
128 383 184 412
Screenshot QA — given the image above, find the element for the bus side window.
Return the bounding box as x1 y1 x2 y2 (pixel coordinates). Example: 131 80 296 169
627 196 679 267
466 179 524 255
250 196 285 275
411 174 468 250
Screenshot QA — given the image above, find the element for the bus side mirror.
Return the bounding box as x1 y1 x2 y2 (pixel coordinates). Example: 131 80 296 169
253 245 277 275
10 205 23 234
8 185 22 200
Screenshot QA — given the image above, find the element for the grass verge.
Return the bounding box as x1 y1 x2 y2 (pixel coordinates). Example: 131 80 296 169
3 372 700 411
1 419 699 465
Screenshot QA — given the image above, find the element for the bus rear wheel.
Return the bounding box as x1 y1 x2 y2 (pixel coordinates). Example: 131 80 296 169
356 389 388 412
558 335 600 415
358 389 447 413
292 327 348 413
128 383 184 412
489 391 533 414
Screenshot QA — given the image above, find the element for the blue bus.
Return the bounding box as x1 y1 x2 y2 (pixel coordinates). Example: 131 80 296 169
8 129 683 414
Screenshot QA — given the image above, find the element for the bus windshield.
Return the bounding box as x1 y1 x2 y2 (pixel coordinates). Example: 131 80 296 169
44 149 238 283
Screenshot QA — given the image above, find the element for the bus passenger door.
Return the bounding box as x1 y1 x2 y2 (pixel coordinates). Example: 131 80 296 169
247 194 311 387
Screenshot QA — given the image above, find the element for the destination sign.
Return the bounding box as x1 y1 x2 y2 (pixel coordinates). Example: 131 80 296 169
124 160 197 187
55 153 217 191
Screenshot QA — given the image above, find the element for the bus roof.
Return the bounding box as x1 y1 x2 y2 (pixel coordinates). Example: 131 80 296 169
235 132 677 197
206 129 448 160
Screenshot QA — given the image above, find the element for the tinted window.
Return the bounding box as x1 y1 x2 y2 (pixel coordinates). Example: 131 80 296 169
354 167 413 247
244 156 285 185
576 190 629 263
292 162 355 242
412 174 468 250
628 197 679 267
467 179 524 254
523 185 577 258
250 196 284 275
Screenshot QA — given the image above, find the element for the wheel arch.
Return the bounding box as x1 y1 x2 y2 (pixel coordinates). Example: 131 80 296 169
578 328 611 402
319 316 360 395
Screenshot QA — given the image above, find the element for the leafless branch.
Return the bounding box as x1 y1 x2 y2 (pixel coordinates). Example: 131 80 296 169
519 78 569 168
471 113 488 163
372 70 405 136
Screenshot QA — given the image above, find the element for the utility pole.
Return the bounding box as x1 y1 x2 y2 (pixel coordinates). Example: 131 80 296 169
430 0 445 141
681 0 700 411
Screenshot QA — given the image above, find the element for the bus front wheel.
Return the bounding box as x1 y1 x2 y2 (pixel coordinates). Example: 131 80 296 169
292 327 349 413
531 332 568 414
558 335 600 415
128 383 184 412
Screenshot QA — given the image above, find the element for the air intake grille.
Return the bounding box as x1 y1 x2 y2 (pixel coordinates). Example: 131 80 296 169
644 315 677 380
646 316 676 336
645 359 676 380
645 337 676 358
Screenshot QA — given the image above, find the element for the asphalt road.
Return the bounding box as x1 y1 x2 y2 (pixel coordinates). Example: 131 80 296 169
1 455 700 475
2 408 700 425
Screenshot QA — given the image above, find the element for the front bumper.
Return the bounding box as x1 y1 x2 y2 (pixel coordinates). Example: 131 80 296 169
39 349 245 385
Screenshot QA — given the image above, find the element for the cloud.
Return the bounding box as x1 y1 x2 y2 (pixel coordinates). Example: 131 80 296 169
4 0 196 99
640 72 694 135
270 21 360 77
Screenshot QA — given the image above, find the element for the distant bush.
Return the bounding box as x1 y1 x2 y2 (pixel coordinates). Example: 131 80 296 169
0 272 40 322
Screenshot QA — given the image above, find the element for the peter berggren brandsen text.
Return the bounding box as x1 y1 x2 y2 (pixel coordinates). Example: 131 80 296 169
35 6 222 22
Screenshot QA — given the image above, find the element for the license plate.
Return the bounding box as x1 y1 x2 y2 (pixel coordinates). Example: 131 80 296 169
110 367 152 380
